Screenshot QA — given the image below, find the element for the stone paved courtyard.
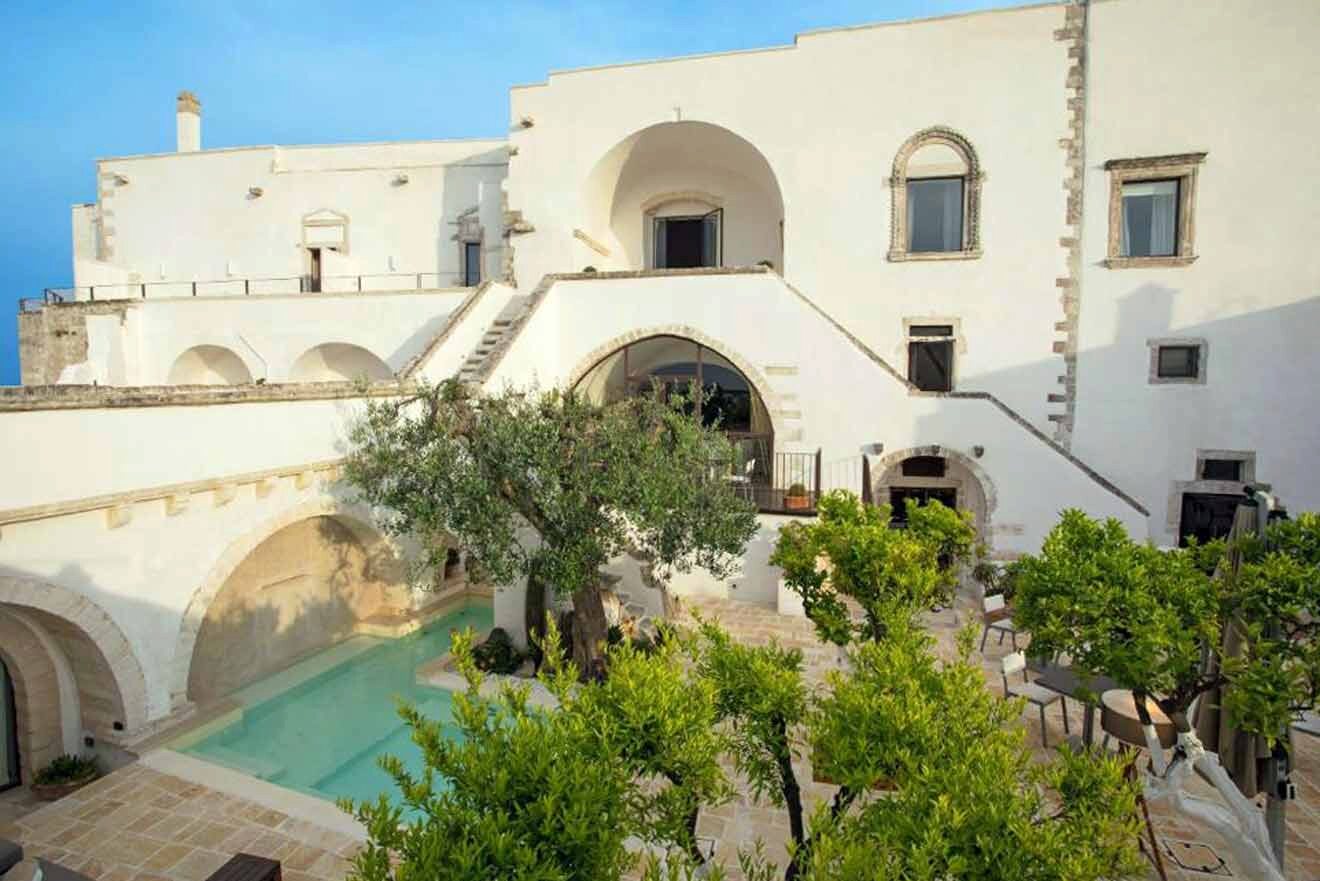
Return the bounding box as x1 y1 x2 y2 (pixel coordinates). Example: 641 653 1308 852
5 593 1320 879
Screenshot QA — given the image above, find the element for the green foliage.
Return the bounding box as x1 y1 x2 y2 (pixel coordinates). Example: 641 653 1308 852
344 379 759 602
770 490 976 645
344 622 728 881
1015 508 1320 745
471 627 523 675
801 619 1141 881
34 753 97 785
1013 509 1218 713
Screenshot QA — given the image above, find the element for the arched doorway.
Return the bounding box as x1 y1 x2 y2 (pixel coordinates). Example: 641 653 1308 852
0 658 18 791
581 122 785 272
872 447 994 542
573 334 785 504
186 515 404 704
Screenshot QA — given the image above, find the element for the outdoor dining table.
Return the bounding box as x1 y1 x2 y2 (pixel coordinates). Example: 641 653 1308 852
1027 658 1119 746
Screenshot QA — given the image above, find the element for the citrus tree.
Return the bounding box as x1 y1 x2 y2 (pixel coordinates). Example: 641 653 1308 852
343 379 758 678
693 613 1141 881
1013 507 1320 881
769 490 976 645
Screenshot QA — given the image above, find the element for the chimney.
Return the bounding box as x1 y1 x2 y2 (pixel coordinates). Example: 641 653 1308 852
176 91 201 152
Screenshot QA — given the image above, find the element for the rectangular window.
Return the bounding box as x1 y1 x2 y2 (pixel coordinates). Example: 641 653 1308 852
908 340 953 392
1121 179 1179 257
901 456 946 478
1179 493 1241 547
1156 345 1200 379
463 242 481 286
890 487 957 527
906 178 963 253
1201 459 1243 482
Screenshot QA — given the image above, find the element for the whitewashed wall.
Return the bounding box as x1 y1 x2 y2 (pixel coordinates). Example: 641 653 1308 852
76 139 507 297
1073 0 1320 543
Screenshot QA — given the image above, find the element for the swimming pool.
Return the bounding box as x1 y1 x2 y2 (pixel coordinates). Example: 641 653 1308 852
178 603 492 808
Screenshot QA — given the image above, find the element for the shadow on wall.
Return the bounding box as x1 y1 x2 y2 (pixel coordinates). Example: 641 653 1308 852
186 515 410 705
908 285 1320 543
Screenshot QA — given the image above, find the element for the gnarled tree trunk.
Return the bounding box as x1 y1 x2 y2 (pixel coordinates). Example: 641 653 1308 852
571 582 609 682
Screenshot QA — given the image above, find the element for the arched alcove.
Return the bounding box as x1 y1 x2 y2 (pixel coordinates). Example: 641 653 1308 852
168 345 254 385
581 121 785 271
871 445 996 544
289 343 392 382
185 514 403 704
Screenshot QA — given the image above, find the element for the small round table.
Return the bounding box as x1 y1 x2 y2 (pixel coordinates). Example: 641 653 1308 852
1100 689 1177 750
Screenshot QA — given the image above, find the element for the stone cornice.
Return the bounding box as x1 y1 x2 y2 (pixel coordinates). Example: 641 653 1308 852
0 379 407 413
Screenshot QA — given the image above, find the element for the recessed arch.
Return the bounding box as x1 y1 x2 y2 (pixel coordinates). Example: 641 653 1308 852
888 126 984 261
582 121 785 271
0 576 149 738
171 498 409 708
870 445 997 546
289 342 392 382
167 344 254 385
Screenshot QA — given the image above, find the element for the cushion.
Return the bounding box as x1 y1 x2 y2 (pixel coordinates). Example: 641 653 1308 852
0 838 21 875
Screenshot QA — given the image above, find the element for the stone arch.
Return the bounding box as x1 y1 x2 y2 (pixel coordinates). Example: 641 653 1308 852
0 576 149 739
888 126 984 260
870 445 998 546
171 497 409 708
0 613 65 782
289 342 392 382
168 344 255 385
566 325 785 433
582 121 786 271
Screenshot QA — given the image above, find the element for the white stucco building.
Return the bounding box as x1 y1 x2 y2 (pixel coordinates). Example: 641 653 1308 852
1 0 1316 790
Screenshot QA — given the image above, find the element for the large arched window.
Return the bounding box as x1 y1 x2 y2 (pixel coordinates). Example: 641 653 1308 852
574 335 773 480
888 127 983 261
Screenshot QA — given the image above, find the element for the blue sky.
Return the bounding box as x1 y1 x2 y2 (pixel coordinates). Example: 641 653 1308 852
0 0 1005 385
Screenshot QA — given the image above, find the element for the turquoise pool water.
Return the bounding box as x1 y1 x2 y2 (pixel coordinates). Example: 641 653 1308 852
180 604 492 808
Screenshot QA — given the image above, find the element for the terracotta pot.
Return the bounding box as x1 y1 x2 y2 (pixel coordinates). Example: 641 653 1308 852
31 769 98 801
784 494 811 511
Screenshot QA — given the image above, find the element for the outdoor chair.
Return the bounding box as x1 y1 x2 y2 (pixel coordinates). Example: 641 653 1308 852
1001 651 1069 748
724 458 756 501
980 593 1019 652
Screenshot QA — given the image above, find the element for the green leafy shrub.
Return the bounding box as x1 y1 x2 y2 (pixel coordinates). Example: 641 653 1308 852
471 627 523 675
34 754 97 785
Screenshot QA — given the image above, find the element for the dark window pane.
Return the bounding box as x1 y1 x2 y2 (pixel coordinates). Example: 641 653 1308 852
901 456 946 478
463 242 482 286
1121 179 1179 257
907 178 963 252
908 340 953 391
1157 345 1200 378
1201 459 1243 481
909 324 953 337
890 487 957 526
1179 493 1241 546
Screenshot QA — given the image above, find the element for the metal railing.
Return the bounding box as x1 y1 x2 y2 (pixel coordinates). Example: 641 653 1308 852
715 441 825 517
34 271 471 304
18 289 66 314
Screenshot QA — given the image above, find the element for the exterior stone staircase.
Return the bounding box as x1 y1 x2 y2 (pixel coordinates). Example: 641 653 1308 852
457 294 531 384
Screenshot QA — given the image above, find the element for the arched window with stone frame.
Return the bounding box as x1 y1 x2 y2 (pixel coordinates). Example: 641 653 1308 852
888 127 983 261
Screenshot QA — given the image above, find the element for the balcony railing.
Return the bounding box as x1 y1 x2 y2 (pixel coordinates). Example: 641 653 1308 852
31 271 471 305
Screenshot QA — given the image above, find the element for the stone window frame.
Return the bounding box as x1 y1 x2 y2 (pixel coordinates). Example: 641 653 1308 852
1147 336 1208 385
888 127 984 263
1104 153 1206 269
903 317 965 394
301 209 350 255
1165 449 1261 538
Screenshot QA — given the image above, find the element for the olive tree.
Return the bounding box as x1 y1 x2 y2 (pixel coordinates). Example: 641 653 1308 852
1013 508 1320 881
343 379 758 678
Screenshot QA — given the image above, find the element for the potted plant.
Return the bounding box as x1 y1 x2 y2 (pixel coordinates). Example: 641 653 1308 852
32 754 98 801
784 482 810 511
